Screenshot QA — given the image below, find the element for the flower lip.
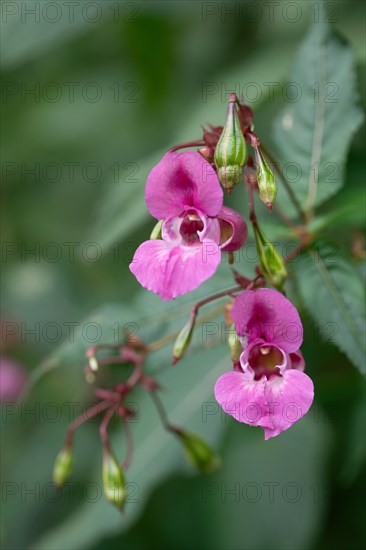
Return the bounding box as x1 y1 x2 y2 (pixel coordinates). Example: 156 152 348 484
241 340 287 381
162 208 220 247
180 210 205 245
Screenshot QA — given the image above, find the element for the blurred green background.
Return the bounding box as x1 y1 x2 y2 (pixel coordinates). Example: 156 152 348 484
1 1 365 549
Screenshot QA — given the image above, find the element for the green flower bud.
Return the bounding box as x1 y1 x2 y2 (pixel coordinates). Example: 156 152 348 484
214 94 247 192
227 324 242 363
172 313 196 364
102 445 127 510
53 444 73 487
254 146 277 211
150 219 164 240
254 223 287 290
174 429 221 474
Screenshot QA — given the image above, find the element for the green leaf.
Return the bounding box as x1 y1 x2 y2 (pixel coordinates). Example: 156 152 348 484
204 415 331 550
293 242 366 375
312 185 366 232
1 5 103 70
339 396 366 485
273 19 364 214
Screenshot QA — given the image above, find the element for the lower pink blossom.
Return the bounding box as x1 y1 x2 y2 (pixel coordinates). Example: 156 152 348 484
214 289 314 439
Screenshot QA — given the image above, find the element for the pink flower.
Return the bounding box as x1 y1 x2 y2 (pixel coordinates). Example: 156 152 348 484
129 151 247 301
214 289 314 440
0 357 27 402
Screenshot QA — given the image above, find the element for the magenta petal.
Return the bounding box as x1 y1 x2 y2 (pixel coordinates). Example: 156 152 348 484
129 239 221 301
289 350 305 372
218 206 247 251
263 370 314 440
145 151 223 219
0 358 27 402
231 288 303 353
214 371 272 429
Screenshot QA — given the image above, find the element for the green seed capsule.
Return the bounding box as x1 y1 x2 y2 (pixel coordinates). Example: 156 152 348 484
102 446 127 510
53 445 73 487
172 313 196 364
254 146 277 210
214 94 247 192
254 223 287 290
174 429 221 474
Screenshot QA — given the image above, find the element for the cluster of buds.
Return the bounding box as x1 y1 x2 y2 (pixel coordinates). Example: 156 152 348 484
199 93 277 209
53 335 220 511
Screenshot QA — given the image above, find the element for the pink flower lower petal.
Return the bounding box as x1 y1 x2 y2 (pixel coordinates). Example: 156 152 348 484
214 371 272 428
129 238 221 301
145 151 223 220
218 206 247 251
263 369 314 440
231 288 303 353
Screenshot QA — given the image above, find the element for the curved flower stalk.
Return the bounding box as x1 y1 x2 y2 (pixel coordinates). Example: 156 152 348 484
214 289 314 440
53 338 219 510
130 150 247 300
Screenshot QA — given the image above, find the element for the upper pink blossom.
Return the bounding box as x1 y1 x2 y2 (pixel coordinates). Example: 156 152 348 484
130 151 247 301
215 289 314 440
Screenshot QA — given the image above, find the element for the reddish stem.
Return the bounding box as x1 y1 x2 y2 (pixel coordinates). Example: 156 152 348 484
149 391 183 436
246 175 257 226
246 131 261 148
192 285 243 317
126 361 143 388
86 343 123 358
66 400 111 446
95 388 121 402
99 406 116 446
169 140 205 152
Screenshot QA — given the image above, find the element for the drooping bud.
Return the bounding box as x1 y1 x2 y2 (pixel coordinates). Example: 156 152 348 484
214 94 247 192
254 223 287 289
102 445 127 510
53 444 73 487
227 324 242 363
173 428 220 474
150 219 163 240
172 313 196 364
253 146 277 211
